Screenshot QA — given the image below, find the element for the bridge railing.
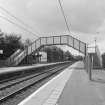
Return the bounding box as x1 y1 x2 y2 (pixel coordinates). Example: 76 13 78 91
6 49 23 66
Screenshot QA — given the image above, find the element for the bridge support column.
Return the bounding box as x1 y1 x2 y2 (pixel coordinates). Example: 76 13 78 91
84 45 92 80
86 53 93 80
26 47 29 65
88 54 92 80
84 54 91 80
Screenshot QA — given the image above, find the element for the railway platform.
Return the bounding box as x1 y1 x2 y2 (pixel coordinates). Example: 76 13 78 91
0 62 68 74
18 61 105 105
0 63 53 72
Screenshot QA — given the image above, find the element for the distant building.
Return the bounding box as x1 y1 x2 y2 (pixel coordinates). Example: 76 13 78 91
40 52 47 62
35 52 47 63
88 45 102 69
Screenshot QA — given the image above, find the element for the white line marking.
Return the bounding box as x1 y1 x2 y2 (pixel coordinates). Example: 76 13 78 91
18 63 77 105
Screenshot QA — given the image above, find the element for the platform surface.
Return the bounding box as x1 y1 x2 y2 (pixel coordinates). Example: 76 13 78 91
19 61 105 105
57 66 105 105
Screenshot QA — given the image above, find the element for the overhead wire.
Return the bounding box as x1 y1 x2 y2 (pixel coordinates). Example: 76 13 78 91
0 6 39 37
58 0 71 34
0 16 39 37
0 1 71 37
0 6 32 29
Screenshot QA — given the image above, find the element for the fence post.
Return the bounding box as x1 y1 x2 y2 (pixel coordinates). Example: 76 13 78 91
88 54 92 80
84 44 88 72
26 46 29 64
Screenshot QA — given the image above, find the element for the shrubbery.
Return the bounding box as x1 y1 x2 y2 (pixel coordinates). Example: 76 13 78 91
0 32 24 60
102 53 105 68
43 46 74 62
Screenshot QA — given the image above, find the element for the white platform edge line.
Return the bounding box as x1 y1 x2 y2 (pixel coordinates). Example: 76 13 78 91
43 69 74 105
18 63 76 105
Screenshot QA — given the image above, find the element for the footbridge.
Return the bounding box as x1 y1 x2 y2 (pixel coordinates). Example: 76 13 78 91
4 34 102 73
6 35 86 66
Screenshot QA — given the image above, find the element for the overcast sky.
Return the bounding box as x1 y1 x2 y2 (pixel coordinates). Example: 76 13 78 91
0 0 105 53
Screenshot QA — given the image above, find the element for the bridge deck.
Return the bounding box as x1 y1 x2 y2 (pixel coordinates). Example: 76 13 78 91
18 61 105 105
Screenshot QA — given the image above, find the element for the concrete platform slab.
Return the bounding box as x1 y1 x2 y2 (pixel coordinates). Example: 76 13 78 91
57 65 105 105
18 61 78 105
19 61 105 105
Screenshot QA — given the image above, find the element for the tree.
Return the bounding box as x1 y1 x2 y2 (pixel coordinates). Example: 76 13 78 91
24 38 32 48
0 29 4 44
43 46 65 62
74 55 83 61
64 51 74 61
5 33 24 49
102 53 105 68
0 29 4 37
0 33 24 59
43 46 53 62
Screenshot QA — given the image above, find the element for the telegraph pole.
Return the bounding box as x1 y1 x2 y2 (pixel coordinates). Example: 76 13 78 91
94 37 97 52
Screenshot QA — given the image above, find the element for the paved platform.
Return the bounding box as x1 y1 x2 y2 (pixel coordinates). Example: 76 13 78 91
57 66 105 105
18 61 105 105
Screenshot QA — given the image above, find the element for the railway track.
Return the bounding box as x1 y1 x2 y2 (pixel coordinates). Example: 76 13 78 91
0 65 62 90
0 62 72 104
